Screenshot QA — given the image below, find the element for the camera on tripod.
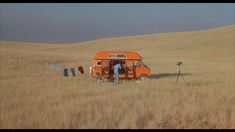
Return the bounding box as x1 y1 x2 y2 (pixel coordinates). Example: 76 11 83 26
175 60 186 84
176 61 183 66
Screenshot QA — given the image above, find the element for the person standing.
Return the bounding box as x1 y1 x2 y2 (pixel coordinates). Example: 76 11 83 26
114 63 121 83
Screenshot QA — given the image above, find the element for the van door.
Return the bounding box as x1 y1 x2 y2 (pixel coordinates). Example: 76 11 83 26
101 60 109 75
134 60 144 78
126 60 134 78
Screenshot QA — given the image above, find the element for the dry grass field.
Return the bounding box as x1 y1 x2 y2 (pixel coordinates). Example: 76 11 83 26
0 25 234 128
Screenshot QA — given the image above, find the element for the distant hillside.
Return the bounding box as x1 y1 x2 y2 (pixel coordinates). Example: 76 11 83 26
0 24 234 129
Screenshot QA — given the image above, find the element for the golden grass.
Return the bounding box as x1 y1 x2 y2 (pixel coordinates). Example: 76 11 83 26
0 24 234 128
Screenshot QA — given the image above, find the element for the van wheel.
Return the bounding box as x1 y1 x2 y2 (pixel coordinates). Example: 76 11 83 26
96 74 102 82
101 77 108 82
138 74 148 80
96 75 108 83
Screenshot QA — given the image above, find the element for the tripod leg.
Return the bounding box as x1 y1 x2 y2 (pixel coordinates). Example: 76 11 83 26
181 74 186 84
176 72 180 82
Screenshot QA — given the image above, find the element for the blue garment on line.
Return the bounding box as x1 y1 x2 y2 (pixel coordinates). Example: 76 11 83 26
71 68 76 76
64 68 68 77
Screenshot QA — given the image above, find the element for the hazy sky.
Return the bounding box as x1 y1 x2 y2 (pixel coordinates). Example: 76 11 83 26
0 3 235 43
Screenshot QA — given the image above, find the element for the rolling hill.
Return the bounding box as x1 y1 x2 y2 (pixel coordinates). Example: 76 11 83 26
0 24 234 128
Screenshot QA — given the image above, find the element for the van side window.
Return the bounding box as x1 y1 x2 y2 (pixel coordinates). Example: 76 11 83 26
134 60 141 66
97 61 102 66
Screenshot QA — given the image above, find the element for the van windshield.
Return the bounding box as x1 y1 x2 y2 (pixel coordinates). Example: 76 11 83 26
142 61 150 69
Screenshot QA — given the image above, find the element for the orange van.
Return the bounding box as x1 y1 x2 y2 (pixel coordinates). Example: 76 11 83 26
90 51 150 81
